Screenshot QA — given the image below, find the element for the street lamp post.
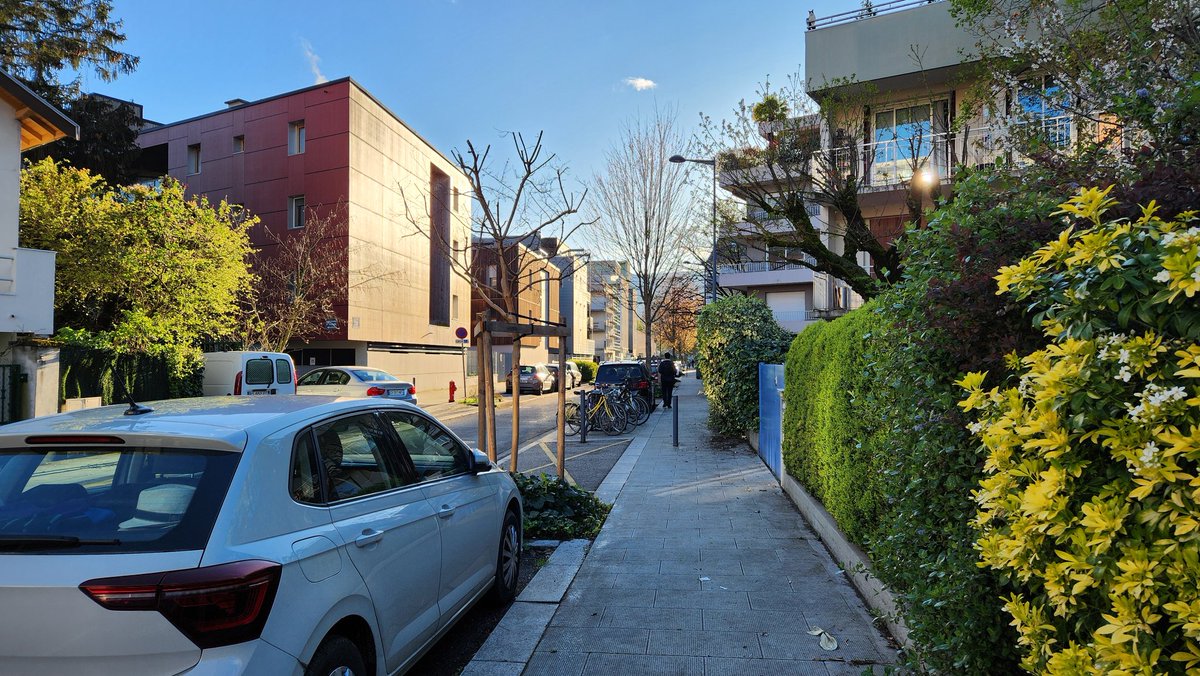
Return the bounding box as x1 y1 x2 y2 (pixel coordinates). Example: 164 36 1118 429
669 154 718 303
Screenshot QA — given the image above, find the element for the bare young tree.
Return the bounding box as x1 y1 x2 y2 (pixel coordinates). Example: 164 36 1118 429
239 202 408 353
654 272 704 356
239 203 348 353
700 74 912 298
591 108 698 367
401 131 593 469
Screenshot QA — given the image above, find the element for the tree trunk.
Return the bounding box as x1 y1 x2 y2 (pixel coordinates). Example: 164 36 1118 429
509 337 521 472
556 345 566 480
480 327 496 461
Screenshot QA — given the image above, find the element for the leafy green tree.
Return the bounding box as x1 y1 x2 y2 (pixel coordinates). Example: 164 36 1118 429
23 94 142 184
19 159 255 373
696 295 791 436
0 0 137 100
1 1 142 181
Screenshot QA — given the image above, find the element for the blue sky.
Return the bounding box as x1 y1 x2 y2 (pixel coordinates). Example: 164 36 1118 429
96 0 845 183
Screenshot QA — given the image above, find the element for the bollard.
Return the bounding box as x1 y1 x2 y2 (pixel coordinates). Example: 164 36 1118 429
672 394 679 447
579 390 588 444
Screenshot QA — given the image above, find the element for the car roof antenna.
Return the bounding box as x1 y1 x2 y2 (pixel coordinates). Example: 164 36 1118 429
124 392 154 416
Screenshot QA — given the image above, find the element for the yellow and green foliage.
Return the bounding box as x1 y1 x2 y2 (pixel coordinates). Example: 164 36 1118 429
961 188 1200 673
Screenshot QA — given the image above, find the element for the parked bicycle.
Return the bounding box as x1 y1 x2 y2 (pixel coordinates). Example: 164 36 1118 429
563 386 628 436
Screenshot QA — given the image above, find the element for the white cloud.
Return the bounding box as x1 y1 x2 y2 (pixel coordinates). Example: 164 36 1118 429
301 39 328 85
624 77 657 91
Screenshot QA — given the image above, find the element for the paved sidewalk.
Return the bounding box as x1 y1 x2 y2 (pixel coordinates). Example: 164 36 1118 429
522 378 897 676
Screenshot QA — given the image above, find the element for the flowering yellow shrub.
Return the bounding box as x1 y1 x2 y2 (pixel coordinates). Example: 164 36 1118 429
961 187 1200 674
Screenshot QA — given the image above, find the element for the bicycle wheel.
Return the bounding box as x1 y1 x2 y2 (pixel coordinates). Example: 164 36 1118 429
629 395 651 426
603 401 628 435
563 402 581 436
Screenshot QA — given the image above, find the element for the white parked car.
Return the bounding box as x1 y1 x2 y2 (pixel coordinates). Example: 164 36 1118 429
0 396 521 675
297 366 418 405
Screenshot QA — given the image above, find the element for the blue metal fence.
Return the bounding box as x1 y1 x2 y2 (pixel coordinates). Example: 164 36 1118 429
757 363 785 480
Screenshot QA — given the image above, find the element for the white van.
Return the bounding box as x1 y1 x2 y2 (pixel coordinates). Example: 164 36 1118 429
201 351 297 396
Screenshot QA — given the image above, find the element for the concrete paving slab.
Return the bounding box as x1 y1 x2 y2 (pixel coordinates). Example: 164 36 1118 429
579 653 705 676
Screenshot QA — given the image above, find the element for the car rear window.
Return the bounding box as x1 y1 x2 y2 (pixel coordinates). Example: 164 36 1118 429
244 358 274 385
596 364 648 383
352 369 399 383
0 448 239 553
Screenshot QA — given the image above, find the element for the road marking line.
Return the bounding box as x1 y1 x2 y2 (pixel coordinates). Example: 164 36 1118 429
523 439 628 477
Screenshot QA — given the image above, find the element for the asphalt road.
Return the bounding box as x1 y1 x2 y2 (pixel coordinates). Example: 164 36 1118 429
439 392 636 491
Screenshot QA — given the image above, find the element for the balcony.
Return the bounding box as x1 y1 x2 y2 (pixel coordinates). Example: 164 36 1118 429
827 118 1069 190
806 1 979 94
719 259 815 290
0 248 55 334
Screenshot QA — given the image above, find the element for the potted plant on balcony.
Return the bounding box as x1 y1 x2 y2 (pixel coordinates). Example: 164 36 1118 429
752 94 789 137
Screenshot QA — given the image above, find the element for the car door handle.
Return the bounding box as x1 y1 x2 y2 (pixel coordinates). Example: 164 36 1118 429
355 529 384 547
437 504 456 519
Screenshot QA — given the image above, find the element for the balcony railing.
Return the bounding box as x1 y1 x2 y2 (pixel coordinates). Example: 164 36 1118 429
826 118 1070 188
809 0 942 30
772 311 811 324
718 259 814 275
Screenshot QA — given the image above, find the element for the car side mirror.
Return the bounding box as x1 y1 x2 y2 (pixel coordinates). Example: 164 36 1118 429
469 448 492 475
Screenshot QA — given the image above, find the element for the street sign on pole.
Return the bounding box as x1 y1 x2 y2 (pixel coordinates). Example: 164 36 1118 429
455 326 468 340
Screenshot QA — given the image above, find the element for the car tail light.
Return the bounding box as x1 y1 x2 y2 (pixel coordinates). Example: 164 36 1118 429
633 380 649 390
26 435 125 445
408 386 416 395
293 368 298 386
80 560 281 649
366 386 385 396
233 371 243 395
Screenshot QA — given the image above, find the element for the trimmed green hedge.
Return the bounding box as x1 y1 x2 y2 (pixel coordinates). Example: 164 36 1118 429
571 359 598 383
696 295 792 437
783 303 885 546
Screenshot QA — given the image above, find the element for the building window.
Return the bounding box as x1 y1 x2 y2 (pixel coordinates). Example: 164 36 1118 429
453 187 460 212
452 294 460 320
428 166 452 327
233 135 244 154
187 144 201 175
288 195 306 229
289 120 306 155
1016 77 1070 146
486 265 497 288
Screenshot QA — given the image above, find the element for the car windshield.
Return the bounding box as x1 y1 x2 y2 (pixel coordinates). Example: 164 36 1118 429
596 364 647 383
351 369 400 383
0 448 239 553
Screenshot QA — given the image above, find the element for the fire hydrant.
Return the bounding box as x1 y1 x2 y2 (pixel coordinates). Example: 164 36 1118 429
448 380 457 403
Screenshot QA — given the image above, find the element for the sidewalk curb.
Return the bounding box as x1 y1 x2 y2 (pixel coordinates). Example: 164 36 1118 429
460 412 662 676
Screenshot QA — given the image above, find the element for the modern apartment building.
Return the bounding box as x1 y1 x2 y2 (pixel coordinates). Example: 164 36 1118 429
589 261 633 363
721 0 1073 332
135 78 473 399
469 238 561 376
550 248 596 361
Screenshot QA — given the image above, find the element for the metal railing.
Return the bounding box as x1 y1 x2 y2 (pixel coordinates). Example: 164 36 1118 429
809 0 943 30
823 117 1071 188
718 259 814 274
771 311 811 324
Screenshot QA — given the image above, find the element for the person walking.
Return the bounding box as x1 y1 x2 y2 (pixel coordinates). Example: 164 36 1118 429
657 352 678 410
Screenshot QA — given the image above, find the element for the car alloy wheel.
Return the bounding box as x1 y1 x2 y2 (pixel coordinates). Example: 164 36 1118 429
489 510 521 604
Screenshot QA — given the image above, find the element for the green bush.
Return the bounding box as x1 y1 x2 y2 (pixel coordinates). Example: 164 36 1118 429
696 295 792 437
571 359 598 383
782 303 885 545
513 473 611 540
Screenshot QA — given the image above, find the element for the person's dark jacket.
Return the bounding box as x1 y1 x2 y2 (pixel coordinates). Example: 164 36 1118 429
657 359 677 385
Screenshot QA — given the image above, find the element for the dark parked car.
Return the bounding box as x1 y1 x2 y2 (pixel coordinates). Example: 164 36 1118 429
594 361 655 410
